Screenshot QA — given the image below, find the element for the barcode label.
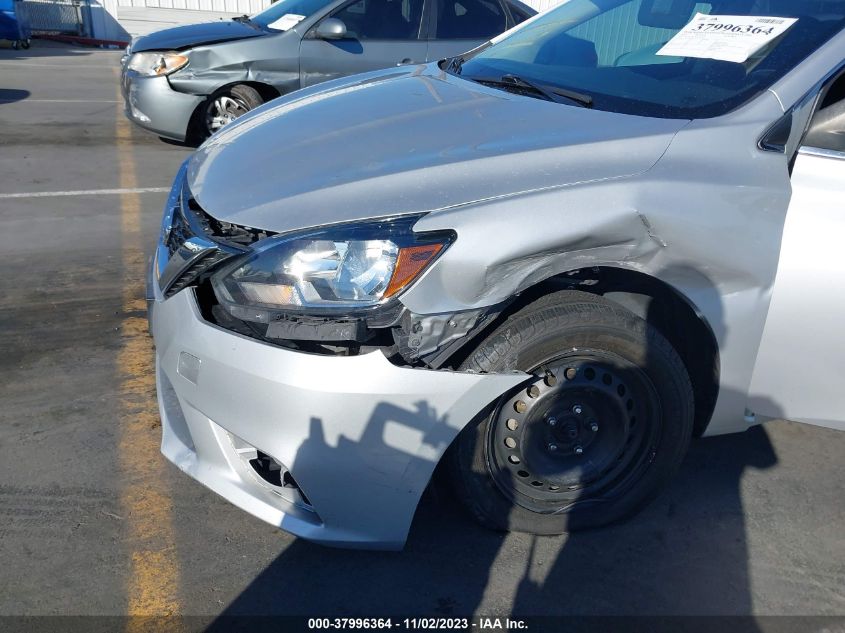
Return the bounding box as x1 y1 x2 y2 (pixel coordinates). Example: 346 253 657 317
657 13 799 63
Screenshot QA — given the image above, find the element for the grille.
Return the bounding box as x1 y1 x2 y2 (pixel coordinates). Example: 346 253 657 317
166 203 193 258
163 192 240 298
165 250 231 298
162 183 272 298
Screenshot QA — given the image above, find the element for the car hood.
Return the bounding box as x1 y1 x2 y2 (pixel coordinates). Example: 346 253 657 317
188 66 689 235
130 20 267 53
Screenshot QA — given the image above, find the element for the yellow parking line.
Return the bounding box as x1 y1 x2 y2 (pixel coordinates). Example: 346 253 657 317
114 82 182 623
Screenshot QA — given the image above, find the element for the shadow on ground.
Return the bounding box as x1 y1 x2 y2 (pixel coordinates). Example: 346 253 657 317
206 426 777 618
0 88 30 103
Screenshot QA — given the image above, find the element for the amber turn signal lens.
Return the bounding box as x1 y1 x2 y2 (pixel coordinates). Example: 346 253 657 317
154 54 188 75
384 243 444 298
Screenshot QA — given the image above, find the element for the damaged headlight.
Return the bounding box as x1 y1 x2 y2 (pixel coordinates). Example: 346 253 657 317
211 217 452 322
127 51 189 76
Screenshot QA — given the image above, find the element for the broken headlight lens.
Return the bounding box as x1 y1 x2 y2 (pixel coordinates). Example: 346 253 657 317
127 51 189 76
211 217 451 322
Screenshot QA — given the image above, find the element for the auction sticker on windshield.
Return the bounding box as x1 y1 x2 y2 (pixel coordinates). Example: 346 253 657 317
267 13 306 30
657 13 797 63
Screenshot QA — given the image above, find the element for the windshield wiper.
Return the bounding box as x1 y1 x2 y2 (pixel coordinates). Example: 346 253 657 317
442 41 493 75
443 55 465 75
474 74 593 108
232 14 266 31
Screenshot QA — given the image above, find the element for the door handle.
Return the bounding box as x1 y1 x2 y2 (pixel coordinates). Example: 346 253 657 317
396 58 415 66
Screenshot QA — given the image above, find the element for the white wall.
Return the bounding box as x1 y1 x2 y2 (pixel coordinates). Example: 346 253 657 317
115 0 269 13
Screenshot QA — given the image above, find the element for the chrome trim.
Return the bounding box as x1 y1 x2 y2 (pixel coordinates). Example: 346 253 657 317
155 161 244 297
798 146 845 161
159 236 219 294
155 163 184 289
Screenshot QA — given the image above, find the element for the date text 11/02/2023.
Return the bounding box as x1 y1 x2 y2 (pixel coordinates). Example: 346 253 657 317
306 618 528 630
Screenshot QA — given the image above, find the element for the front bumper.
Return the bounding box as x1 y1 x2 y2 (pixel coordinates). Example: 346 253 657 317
149 286 525 549
120 68 204 142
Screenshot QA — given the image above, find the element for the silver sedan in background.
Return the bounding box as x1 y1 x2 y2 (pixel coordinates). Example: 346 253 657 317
120 0 534 142
148 0 845 549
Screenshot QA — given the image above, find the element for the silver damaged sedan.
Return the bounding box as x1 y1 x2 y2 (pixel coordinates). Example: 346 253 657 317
148 0 845 549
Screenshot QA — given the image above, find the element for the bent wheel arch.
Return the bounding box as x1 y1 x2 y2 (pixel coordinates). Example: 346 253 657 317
439 266 720 437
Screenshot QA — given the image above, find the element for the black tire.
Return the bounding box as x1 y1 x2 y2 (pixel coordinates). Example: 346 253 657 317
449 290 693 534
201 84 264 139
21 39 30 49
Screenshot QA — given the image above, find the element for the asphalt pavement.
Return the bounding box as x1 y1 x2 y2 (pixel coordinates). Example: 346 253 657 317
1 41 844 624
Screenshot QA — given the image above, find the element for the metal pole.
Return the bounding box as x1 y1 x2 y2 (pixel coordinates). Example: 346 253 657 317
78 0 92 36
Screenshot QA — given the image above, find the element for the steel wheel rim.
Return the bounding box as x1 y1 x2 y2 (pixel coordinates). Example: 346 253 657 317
205 94 250 133
485 350 662 513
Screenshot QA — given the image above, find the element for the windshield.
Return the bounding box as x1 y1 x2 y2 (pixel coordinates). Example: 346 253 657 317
455 0 845 118
250 0 333 29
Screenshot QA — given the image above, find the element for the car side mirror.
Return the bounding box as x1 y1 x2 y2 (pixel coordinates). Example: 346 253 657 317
803 100 845 153
314 18 347 40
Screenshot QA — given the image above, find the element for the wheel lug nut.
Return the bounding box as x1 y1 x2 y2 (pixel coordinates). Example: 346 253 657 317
573 405 583 415
545 372 558 387
590 421 599 432
564 368 577 380
527 385 540 398
574 445 584 455
547 416 557 427
548 443 558 452
514 400 527 413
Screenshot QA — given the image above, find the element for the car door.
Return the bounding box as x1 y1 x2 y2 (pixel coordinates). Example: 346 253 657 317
748 69 845 431
424 0 511 62
299 0 428 88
